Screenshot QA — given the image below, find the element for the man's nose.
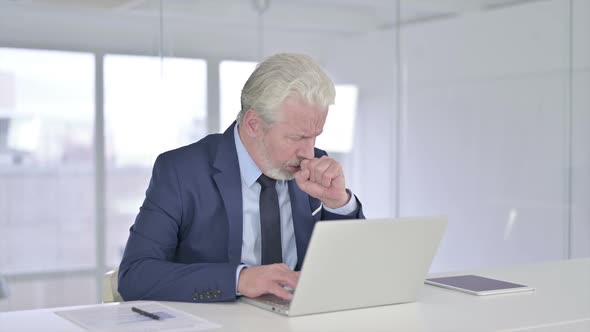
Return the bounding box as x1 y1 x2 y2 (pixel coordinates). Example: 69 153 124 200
298 139 315 160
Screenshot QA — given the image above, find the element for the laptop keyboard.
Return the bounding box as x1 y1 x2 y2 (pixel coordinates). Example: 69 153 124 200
257 294 292 310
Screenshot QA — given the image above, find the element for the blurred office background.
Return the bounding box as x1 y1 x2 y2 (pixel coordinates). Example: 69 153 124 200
0 0 588 311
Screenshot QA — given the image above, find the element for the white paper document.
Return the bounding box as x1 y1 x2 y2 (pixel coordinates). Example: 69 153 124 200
55 302 221 332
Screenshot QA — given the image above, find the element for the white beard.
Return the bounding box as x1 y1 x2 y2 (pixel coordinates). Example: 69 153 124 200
258 139 297 181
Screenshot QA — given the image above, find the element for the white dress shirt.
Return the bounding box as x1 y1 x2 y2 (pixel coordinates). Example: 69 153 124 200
233 125 357 292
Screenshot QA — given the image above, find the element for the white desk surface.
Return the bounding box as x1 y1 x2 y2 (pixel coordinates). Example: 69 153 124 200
1 258 589 332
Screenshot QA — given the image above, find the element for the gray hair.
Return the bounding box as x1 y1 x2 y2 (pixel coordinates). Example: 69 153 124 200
237 53 335 126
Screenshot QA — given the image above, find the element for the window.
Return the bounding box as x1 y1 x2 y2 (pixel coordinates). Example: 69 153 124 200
104 55 207 168
0 48 94 167
103 55 207 267
219 60 257 131
0 48 96 310
317 85 358 153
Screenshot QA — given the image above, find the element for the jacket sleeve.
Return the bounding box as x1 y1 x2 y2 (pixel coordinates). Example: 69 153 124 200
118 154 238 303
321 193 365 221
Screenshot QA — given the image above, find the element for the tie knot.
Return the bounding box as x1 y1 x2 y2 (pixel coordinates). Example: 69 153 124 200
257 174 276 189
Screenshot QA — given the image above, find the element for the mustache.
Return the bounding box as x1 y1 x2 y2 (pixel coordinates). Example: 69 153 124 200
286 159 304 167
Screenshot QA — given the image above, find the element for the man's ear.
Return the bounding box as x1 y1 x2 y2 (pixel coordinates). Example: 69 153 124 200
242 109 262 137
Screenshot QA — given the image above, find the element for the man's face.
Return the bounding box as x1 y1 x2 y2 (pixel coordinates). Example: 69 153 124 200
256 97 328 180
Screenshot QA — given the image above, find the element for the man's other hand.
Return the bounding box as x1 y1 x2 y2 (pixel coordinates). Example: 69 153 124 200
295 156 350 209
238 264 300 300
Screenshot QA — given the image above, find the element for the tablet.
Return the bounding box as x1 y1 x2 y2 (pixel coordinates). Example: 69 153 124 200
425 275 535 296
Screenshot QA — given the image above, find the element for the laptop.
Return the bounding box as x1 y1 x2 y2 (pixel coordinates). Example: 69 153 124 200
241 216 447 316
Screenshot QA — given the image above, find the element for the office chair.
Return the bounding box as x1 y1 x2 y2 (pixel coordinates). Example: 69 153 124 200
103 266 123 303
0 274 9 300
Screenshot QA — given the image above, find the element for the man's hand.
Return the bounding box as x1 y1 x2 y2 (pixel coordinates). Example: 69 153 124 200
238 264 300 300
295 156 350 209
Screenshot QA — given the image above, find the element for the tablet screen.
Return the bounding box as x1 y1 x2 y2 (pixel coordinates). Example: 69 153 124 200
426 275 528 292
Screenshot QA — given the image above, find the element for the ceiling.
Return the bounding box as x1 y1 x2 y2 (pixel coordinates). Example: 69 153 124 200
1 0 546 31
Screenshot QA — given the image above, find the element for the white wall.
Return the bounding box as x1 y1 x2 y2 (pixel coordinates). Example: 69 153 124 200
399 0 589 271
571 0 590 259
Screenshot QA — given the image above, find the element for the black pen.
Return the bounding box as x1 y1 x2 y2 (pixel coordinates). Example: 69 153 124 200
131 306 161 320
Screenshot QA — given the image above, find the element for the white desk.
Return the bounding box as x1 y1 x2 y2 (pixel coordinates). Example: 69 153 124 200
1 259 589 332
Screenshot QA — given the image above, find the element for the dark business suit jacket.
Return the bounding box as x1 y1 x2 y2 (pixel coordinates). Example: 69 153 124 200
118 123 364 303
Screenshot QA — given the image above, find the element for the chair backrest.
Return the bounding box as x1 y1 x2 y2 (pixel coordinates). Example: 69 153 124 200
103 266 123 303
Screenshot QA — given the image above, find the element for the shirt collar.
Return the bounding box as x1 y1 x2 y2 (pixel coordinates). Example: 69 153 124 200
234 124 263 188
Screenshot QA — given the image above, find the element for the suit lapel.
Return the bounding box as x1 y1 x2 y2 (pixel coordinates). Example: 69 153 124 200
212 123 243 264
288 180 315 271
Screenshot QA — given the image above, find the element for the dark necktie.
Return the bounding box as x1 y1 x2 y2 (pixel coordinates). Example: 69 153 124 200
257 174 283 265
